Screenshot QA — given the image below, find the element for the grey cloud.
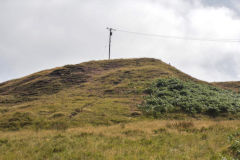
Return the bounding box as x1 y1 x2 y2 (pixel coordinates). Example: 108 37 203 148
200 53 240 81
201 0 240 15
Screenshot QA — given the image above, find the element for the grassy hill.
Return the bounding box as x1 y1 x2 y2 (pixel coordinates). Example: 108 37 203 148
1 58 240 159
213 81 240 93
0 58 204 131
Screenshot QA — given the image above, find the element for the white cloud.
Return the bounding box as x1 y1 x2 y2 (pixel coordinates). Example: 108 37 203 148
0 0 240 82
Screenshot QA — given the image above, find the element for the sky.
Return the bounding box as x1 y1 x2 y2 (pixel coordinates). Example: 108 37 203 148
1 0 240 83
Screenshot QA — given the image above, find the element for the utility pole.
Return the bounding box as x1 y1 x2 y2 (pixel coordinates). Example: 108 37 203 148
107 27 115 60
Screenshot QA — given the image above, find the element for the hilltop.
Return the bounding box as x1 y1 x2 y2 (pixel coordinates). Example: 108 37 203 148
0 58 201 98
0 58 205 130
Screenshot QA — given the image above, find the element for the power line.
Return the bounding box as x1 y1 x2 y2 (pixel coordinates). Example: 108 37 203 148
106 27 240 60
113 28 240 43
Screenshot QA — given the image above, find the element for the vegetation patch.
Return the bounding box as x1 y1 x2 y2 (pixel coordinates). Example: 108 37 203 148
166 121 194 131
0 112 33 131
224 130 240 159
0 138 8 146
1 120 236 160
50 121 69 131
153 128 167 134
50 112 65 119
139 78 240 117
122 129 145 137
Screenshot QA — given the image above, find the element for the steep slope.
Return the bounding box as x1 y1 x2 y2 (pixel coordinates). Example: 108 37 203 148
0 58 205 130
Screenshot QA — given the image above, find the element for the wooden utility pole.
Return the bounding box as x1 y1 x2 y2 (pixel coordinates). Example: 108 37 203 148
107 28 115 60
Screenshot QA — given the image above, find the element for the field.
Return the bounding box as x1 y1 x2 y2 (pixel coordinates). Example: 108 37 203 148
1 58 240 159
1 119 240 160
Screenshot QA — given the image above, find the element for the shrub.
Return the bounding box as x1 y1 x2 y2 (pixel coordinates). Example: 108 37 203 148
139 78 240 117
228 131 240 158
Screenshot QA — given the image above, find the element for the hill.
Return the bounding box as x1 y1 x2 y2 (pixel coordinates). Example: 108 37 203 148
1 58 240 159
213 81 240 92
0 58 203 130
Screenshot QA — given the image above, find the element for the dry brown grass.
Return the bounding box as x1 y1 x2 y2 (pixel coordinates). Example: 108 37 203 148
213 81 240 92
1 119 238 139
0 119 239 159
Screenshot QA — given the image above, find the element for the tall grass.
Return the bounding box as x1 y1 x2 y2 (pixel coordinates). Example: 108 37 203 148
0 120 239 160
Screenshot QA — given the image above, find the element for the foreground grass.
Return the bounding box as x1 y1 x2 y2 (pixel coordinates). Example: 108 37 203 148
1 120 239 160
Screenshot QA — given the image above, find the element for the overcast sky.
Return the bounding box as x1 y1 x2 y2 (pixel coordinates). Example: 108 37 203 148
1 0 240 83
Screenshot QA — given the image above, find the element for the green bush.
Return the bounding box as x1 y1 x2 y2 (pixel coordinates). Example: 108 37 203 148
227 131 240 158
139 78 240 117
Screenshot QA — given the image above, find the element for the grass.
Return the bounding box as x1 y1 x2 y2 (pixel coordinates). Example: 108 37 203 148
1 58 240 159
0 119 239 159
0 58 203 131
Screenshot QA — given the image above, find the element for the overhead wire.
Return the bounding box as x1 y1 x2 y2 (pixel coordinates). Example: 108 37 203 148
111 28 240 43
